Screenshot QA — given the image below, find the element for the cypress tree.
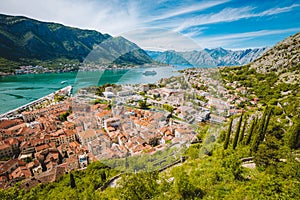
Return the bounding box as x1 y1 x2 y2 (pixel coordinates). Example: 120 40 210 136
101 171 107 182
251 106 268 152
245 117 256 145
262 108 273 141
233 113 243 150
239 115 248 143
287 119 300 149
70 172 76 188
224 118 233 150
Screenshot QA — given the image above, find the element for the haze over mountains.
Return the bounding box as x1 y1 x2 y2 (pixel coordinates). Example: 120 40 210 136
146 47 267 67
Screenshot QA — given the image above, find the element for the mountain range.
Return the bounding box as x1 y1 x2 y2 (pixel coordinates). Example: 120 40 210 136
0 13 153 72
146 47 267 67
0 13 272 73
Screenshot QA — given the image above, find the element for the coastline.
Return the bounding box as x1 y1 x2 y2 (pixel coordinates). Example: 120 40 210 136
0 85 72 120
0 63 172 77
0 66 181 115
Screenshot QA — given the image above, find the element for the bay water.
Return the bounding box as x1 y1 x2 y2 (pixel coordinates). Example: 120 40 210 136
0 66 181 114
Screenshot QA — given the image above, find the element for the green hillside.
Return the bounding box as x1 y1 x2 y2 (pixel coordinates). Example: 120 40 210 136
0 14 153 72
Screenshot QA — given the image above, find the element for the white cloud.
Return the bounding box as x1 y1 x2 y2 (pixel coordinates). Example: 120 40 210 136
173 4 300 32
202 28 300 41
173 6 253 32
197 28 300 48
0 0 139 35
145 0 229 22
259 3 300 16
122 28 202 51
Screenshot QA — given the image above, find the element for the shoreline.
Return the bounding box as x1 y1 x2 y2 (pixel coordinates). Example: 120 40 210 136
0 65 179 115
0 85 72 120
0 64 173 77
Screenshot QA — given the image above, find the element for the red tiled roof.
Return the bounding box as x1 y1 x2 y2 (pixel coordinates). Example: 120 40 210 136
10 166 31 179
0 159 19 174
6 138 19 145
0 119 23 129
96 110 112 117
35 144 50 152
0 142 11 150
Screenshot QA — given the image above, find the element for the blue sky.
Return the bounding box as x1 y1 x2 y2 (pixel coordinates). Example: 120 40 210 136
0 0 300 50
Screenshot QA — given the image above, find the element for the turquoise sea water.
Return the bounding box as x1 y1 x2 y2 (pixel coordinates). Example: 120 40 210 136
0 66 181 114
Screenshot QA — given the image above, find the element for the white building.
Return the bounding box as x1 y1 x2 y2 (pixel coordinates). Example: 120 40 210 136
78 153 88 168
102 92 115 98
117 90 133 96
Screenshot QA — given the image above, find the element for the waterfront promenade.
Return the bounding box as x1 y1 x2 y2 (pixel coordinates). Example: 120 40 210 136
0 85 72 120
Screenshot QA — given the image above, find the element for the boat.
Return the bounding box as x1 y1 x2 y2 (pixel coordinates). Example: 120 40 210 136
61 80 67 84
143 70 157 76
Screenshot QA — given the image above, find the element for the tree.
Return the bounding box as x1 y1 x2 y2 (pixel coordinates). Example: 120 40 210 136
70 173 76 188
172 168 204 199
59 110 71 122
222 153 244 180
100 171 106 182
245 117 256 145
286 119 300 149
262 108 273 139
149 137 160 147
233 114 243 149
138 98 148 109
252 106 268 153
0 186 22 200
238 115 248 143
54 94 65 102
224 118 233 150
163 104 174 113
254 124 284 173
118 172 159 199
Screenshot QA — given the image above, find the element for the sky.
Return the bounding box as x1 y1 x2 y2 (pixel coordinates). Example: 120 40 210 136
0 0 300 51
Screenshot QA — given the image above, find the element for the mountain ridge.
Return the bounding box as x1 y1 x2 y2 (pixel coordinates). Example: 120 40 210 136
146 47 268 67
0 13 153 72
249 32 300 83
250 32 300 71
